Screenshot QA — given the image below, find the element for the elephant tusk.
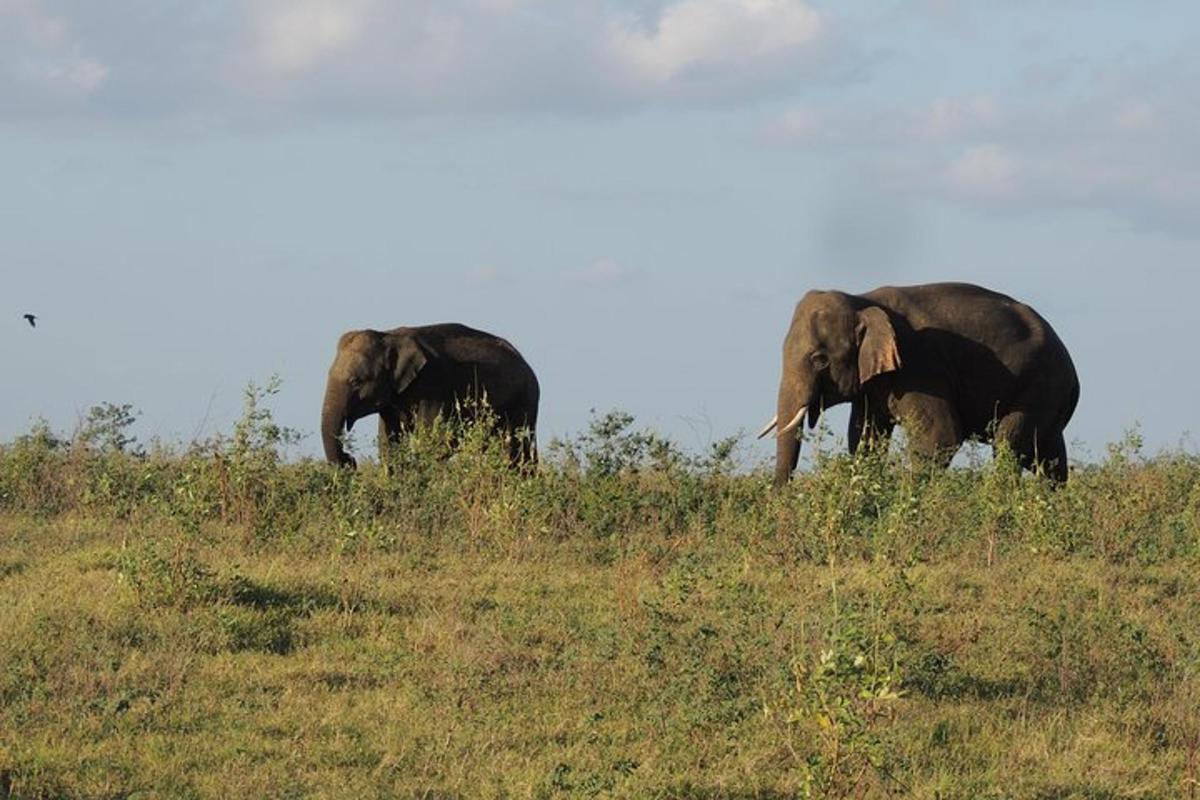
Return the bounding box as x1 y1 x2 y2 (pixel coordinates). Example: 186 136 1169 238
756 415 779 440
776 406 807 438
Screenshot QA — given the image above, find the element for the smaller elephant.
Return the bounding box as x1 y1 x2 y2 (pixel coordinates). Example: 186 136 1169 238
321 323 540 468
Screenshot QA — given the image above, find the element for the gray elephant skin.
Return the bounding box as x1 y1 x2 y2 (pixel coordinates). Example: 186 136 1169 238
321 323 540 468
759 282 1079 485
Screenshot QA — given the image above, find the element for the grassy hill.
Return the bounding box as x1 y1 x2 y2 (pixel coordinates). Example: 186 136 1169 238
1 395 1198 798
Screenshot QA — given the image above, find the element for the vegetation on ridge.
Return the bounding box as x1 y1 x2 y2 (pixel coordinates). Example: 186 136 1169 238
1 383 1198 798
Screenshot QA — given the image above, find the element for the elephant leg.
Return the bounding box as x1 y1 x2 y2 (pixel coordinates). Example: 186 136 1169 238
1038 431 1069 484
515 393 539 471
412 400 463 456
412 400 453 446
501 425 522 467
848 399 866 454
848 396 894 455
994 409 1031 459
894 390 962 467
378 410 402 471
996 410 1069 483
500 413 537 472
993 409 1043 472
412 400 443 429
522 431 538 468
997 372 1072 482
378 411 401 443
508 432 537 471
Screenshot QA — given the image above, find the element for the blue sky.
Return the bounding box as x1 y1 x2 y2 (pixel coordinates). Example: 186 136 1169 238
3 0 1198 464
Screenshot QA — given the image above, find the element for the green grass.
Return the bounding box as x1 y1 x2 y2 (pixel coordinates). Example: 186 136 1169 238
0 398 1198 798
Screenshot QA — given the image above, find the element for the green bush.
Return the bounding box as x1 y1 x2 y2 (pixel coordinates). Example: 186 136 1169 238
3 392 1198 568
2 395 1200 798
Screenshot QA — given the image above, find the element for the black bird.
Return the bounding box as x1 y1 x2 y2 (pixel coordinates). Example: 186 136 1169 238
23 314 36 328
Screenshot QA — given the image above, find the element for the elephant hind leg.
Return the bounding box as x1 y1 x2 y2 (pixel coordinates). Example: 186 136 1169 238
510 434 538 474
503 428 522 467
516 429 539 472
520 431 538 468
994 409 1036 468
503 397 538 471
1037 431 1068 484
994 411 1068 483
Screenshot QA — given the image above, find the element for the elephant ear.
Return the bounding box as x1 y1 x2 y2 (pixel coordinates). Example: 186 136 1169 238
857 306 902 385
389 336 429 394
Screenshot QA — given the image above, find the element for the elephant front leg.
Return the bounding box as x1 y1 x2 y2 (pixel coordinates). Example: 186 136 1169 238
406 399 460 457
848 396 894 456
377 410 403 471
892 390 962 468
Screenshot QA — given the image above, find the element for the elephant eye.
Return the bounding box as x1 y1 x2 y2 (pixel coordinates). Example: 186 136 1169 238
810 351 830 369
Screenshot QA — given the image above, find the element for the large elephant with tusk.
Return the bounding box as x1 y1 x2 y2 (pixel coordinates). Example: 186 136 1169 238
758 282 1079 486
321 323 539 469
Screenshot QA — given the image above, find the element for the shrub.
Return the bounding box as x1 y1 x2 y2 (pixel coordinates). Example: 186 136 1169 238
787 595 908 797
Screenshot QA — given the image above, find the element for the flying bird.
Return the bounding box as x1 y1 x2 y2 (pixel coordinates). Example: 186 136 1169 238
23 314 37 328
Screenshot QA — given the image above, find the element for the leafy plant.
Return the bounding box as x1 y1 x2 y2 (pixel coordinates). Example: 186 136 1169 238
547 409 686 477
75 402 143 455
788 602 907 798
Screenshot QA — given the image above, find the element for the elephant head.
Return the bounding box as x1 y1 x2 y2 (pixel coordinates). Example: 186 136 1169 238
321 329 428 467
758 291 902 485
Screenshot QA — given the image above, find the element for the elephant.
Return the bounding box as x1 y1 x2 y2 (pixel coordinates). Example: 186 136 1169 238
758 282 1079 485
321 323 540 468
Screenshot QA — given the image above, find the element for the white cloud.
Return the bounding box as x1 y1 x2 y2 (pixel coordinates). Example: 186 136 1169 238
767 96 1001 147
464 265 502 285
1 0 850 120
1115 101 1155 133
570 259 635 287
764 104 824 140
235 0 834 108
252 0 373 75
1 0 108 96
765 74 1200 236
945 144 1020 199
914 96 999 141
475 0 532 9
21 53 108 92
0 0 66 44
607 0 822 84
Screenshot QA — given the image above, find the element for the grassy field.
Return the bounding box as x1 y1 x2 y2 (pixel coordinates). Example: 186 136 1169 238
1 395 1199 798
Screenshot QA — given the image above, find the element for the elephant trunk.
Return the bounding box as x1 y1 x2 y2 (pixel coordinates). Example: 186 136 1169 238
321 380 356 467
773 379 808 487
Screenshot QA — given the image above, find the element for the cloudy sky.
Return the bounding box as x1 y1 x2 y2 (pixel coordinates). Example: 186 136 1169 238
3 0 1198 463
